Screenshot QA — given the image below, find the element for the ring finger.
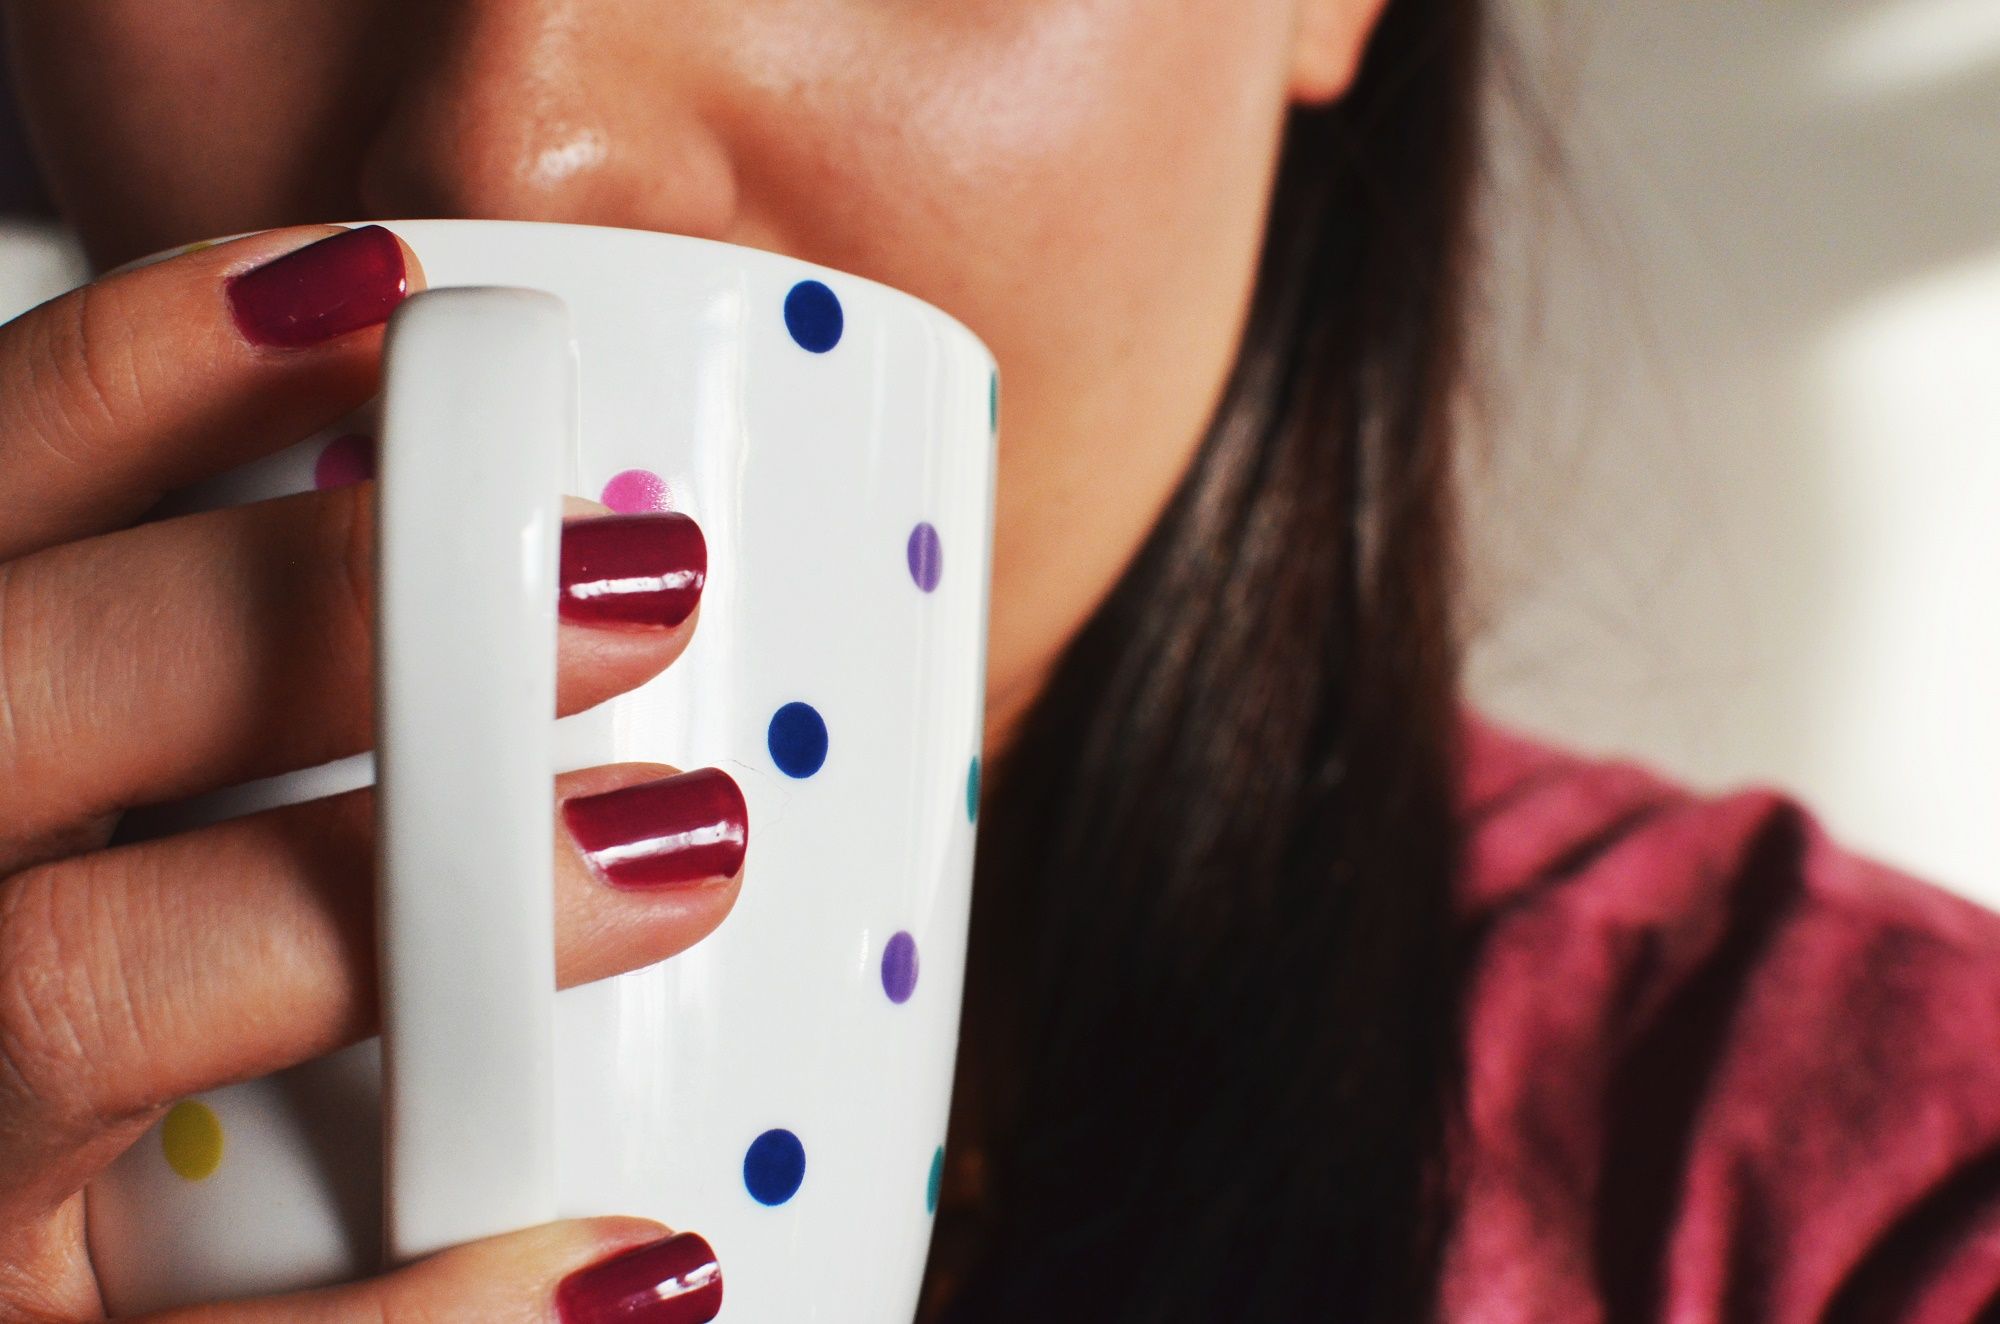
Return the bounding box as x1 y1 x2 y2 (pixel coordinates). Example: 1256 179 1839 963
0 760 748 1224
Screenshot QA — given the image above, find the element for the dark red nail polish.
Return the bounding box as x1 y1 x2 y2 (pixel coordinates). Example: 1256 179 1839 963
556 1231 721 1324
225 225 408 348
563 768 747 889
559 512 706 629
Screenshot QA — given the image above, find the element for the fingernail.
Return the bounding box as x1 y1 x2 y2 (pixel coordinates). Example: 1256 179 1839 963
225 225 409 348
556 1230 722 1324
562 768 747 890
559 512 706 629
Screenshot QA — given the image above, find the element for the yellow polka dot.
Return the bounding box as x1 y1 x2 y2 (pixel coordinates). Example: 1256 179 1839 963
178 239 217 257
161 1100 223 1180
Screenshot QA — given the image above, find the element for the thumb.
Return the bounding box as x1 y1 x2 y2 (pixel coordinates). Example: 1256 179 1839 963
126 1217 722 1324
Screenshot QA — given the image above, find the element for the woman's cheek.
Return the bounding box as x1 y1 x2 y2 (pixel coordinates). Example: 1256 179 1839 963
724 0 1289 284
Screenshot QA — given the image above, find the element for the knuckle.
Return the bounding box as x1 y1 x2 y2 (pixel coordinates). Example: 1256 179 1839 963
0 556 126 863
0 861 141 1128
0 557 70 790
13 280 146 473
0 560 24 780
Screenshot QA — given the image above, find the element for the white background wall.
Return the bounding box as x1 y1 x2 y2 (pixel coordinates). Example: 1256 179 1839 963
0 217 80 309
1464 0 2000 903
3 0 1995 903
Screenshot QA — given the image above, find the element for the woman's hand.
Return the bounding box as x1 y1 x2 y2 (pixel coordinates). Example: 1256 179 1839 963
0 226 736 1322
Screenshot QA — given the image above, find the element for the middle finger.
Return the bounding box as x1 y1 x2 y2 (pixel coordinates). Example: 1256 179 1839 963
0 487 707 867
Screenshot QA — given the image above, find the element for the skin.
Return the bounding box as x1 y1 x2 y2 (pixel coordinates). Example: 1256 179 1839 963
0 2 1385 1319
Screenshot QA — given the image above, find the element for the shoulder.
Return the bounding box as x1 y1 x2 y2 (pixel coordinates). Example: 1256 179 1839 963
1445 707 2000 1324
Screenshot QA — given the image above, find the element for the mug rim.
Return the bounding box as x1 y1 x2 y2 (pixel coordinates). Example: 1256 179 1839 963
108 217 998 369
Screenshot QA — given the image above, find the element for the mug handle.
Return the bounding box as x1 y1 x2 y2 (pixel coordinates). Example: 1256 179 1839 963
372 286 577 1264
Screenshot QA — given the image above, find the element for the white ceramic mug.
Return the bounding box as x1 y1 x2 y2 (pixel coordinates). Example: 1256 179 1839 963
82 220 997 1322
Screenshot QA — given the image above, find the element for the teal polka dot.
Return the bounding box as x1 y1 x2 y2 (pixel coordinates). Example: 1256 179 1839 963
988 372 999 433
927 1145 945 1215
966 755 981 823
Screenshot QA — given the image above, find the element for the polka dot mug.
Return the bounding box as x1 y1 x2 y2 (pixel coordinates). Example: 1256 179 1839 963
84 221 997 1322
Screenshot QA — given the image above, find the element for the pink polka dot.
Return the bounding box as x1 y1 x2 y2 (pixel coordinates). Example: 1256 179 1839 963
313 433 376 489
601 468 673 513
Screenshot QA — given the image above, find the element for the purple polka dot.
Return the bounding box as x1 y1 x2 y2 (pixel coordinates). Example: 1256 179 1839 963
906 522 941 593
882 931 919 1004
313 433 375 489
602 468 672 513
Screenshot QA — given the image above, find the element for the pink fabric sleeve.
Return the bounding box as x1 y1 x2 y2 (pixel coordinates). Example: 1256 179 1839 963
1444 709 2000 1324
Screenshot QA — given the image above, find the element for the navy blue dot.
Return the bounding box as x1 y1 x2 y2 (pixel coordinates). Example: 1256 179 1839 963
767 702 828 778
784 280 843 353
744 1128 806 1206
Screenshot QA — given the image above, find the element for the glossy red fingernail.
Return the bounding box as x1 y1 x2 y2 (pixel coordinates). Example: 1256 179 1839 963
225 225 408 348
556 1230 721 1324
562 768 747 890
559 512 706 629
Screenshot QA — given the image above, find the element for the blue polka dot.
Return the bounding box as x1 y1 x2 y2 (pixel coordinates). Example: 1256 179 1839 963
966 756 981 823
927 1145 945 1215
768 702 828 778
784 280 843 353
744 1128 806 1206
988 371 999 433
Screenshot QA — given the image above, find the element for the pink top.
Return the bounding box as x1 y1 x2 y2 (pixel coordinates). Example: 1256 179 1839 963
1448 710 2000 1323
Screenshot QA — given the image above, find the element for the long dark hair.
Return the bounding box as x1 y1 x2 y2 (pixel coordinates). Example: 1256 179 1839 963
926 3 1486 1320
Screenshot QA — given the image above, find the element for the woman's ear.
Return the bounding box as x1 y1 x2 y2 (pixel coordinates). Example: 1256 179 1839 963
1288 0 1392 105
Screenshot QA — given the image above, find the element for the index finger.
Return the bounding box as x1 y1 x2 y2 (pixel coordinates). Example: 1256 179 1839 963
0 224 426 562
